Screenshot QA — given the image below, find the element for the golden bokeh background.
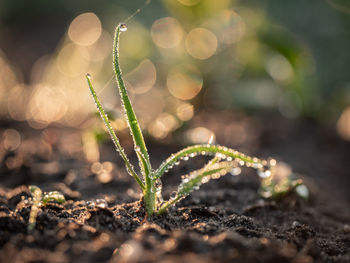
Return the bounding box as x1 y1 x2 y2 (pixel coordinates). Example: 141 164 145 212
0 0 350 151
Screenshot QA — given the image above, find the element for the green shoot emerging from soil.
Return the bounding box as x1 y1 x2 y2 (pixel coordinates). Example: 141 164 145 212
87 23 306 216
28 185 65 231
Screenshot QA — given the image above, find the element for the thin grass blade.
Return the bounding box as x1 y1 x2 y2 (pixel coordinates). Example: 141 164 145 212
86 74 145 189
135 146 152 178
113 24 152 178
157 158 234 214
154 144 266 180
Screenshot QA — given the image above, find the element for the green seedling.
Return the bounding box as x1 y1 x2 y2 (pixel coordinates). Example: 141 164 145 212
87 23 307 217
260 173 309 200
28 185 65 231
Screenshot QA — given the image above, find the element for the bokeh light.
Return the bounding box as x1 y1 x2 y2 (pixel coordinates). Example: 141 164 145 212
68 12 102 46
85 31 113 62
176 102 194 121
27 84 68 128
209 10 246 45
3 129 21 151
56 43 90 77
151 17 184 49
337 106 350 141
185 28 217 60
167 64 203 100
185 127 215 144
265 54 294 84
7 84 29 121
0 0 348 144
148 112 179 139
177 0 201 6
0 51 18 115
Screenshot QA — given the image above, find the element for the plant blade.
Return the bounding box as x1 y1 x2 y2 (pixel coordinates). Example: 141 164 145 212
135 146 152 178
157 158 234 214
28 185 42 231
113 24 152 178
86 74 145 190
154 144 268 180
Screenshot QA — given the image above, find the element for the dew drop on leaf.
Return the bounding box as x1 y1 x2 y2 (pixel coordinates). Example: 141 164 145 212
230 167 241 176
170 191 177 200
119 23 128 32
257 169 271 178
135 146 141 152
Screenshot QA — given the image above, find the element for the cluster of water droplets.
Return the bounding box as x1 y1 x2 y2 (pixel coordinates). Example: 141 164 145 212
154 178 164 209
154 145 277 211
87 198 108 209
42 191 66 205
157 144 272 178
257 158 276 179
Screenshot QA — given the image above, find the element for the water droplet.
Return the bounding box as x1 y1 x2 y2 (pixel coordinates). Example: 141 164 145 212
252 162 261 169
87 201 95 209
95 199 108 209
155 179 162 188
257 169 271 178
211 173 221 179
135 146 141 152
295 184 309 199
269 158 277 167
183 156 189 161
119 23 128 32
201 177 209 184
230 167 241 176
174 161 180 166
86 73 91 79
170 191 177 200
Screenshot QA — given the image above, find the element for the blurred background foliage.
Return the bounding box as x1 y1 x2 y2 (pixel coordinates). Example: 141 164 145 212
0 0 350 146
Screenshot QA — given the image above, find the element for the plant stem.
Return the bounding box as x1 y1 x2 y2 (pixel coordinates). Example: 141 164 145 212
113 24 155 215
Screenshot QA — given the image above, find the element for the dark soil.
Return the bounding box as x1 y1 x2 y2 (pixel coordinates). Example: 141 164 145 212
1 111 350 263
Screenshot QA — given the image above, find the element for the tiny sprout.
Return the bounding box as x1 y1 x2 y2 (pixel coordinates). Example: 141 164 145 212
28 185 65 231
87 23 307 216
259 163 309 199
